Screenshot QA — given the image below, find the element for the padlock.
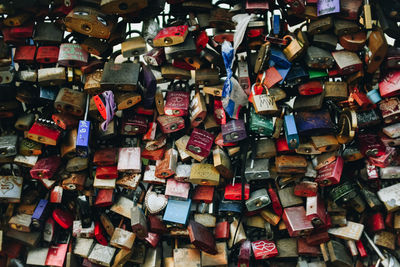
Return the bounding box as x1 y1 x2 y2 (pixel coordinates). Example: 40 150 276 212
298 81 323 96
54 88 85 117
186 128 214 158
379 71 400 98
84 69 103 95
373 231 396 250
284 114 299 149
88 244 116 267
65 157 88 172
251 84 278 115
221 119 247 143
278 185 304 208
365 27 388 74
164 91 190 116
315 156 343 186
192 185 214 204
14 46 36 64
30 156 61 179
245 189 271 212
117 147 141 173
165 33 197 61
28 120 62 146
189 91 207 127
358 133 385 158
58 43 89 68
306 194 327 228
65 6 116 39
283 35 305 62
96 165 118 179
163 198 192 226
121 30 147 58
153 25 189 47
34 21 64 44
81 37 110 57
37 67 66 86
245 157 270 181
339 31 367 52
323 81 349 101
121 113 148 135
100 0 148 14
330 50 363 76
305 46 334 69
161 65 191 80
165 178 190 200
224 183 250 201
62 172 86 191
276 155 307 174
155 147 178 178
100 51 140 91
313 33 337 51
282 206 314 237
190 163 220 186
379 97 400 124
294 181 318 197
293 92 325 111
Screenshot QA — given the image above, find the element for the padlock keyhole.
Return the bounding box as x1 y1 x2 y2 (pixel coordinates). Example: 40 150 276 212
119 3 128 10
82 24 91 32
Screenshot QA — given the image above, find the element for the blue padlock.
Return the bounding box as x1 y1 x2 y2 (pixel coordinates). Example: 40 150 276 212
76 120 90 158
284 114 299 149
367 88 382 104
270 48 292 69
163 199 192 226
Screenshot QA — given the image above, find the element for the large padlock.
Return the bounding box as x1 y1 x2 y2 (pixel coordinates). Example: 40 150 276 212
64 6 116 39
33 21 64 44
100 51 140 91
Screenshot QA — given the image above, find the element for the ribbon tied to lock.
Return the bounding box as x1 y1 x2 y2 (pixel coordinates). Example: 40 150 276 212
93 90 116 131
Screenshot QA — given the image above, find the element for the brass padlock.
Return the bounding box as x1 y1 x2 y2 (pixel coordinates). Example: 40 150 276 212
100 0 148 14
64 6 116 39
121 30 147 58
283 35 305 62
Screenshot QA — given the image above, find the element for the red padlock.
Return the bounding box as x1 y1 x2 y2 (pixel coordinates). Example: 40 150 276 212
96 166 118 179
306 194 327 228
9 23 34 38
298 81 323 96
315 156 344 186
282 206 314 237
94 189 114 207
358 133 386 158
251 240 278 260
94 221 108 246
52 208 74 229
30 155 61 179
368 212 385 232
268 184 283 217
186 128 214 158
36 46 61 64
214 221 230 240
164 91 190 116
294 181 318 197
14 46 36 64
224 183 250 201
192 185 215 203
